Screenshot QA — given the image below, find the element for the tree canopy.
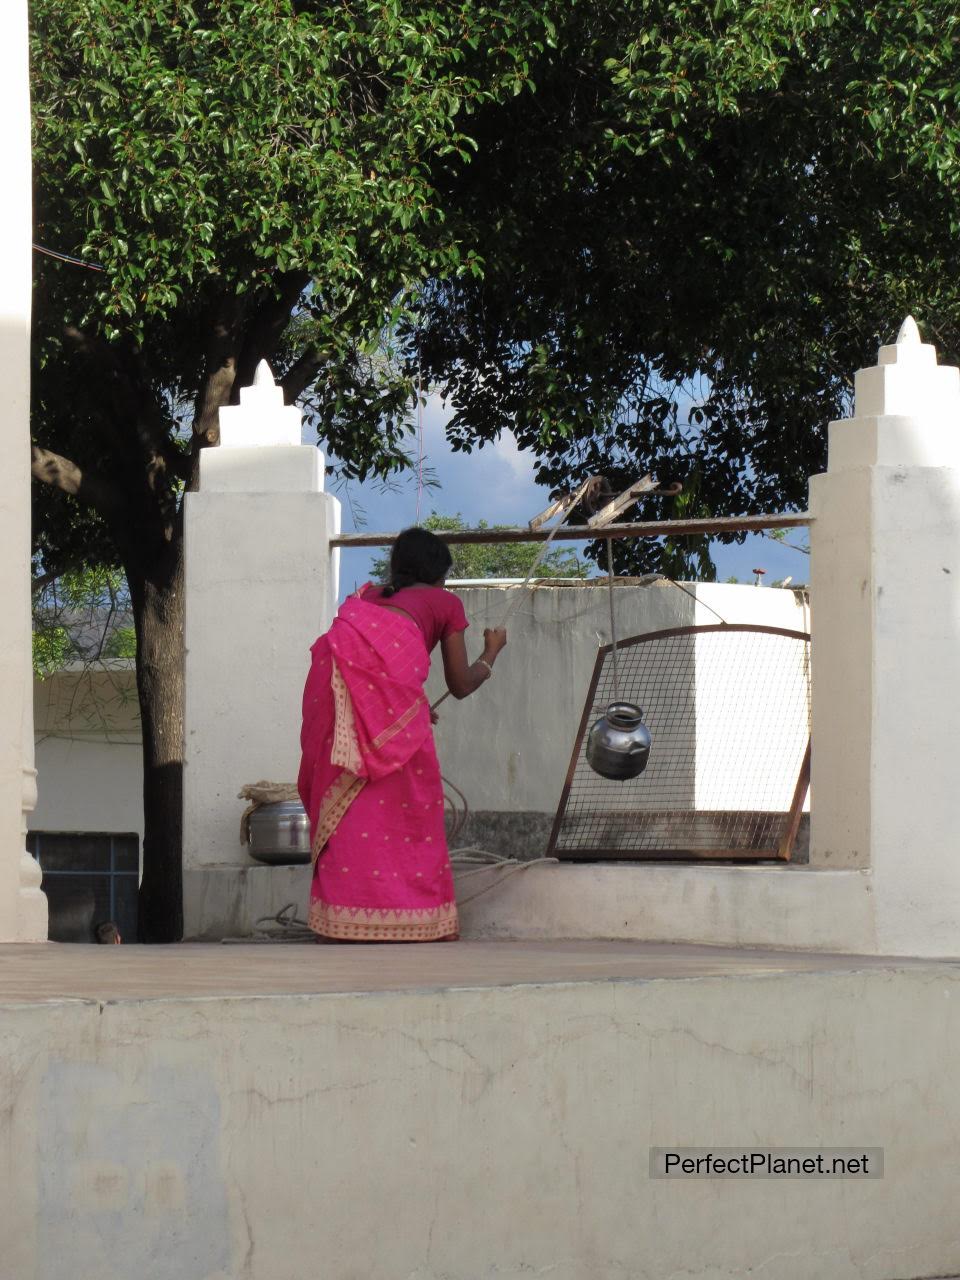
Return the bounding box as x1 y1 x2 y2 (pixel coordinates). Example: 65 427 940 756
31 0 554 572
33 0 960 579
32 566 135 677
28 0 960 936
30 0 556 939
414 0 960 568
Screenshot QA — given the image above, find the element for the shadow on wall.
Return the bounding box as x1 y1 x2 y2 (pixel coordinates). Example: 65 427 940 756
44 881 98 942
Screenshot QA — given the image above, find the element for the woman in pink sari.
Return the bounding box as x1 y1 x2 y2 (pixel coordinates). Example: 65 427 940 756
298 527 507 941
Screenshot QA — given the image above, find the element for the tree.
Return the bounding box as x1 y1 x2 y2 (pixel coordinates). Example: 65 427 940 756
414 0 960 572
30 0 552 939
370 513 591 582
32 566 134 678
30 0 960 937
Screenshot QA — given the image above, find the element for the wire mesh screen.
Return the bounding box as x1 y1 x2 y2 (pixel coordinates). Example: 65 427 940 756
548 624 811 861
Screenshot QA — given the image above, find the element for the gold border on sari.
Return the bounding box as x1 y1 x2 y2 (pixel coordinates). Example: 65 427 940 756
311 771 366 866
309 899 459 941
329 660 363 775
371 694 425 750
311 647 432 871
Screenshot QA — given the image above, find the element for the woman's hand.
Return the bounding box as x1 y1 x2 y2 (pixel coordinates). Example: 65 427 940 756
430 707 440 725
440 629 506 700
482 627 508 659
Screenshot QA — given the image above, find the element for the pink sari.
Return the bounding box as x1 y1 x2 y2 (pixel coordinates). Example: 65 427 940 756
297 592 458 941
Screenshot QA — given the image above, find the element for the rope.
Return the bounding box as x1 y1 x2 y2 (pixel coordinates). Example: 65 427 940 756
221 901 315 944
441 773 469 843
453 856 559 908
414 338 425 524
495 476 597 629
430 477 597 713
662 576 729 626
444 770 558 907
605 539 621 702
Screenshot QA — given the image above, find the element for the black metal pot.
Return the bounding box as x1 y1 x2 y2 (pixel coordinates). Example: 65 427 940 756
586 702 651 780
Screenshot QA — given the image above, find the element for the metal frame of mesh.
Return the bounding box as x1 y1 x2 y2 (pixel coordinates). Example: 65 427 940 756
548 624 811 862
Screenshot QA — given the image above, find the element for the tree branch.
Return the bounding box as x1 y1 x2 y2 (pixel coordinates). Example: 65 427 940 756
192 293 246 446
280 344 326 404
31 568 62 596
234 271 311 392
63 325 189 486
187 274 311 471
31 446 122 516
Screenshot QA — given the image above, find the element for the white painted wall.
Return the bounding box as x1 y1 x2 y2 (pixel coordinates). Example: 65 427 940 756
2 962 960 1279
0 0 46 940
31 667 143 842
32 738 143 839
692 591 810 812
183 368 341 872
810 320 960 955
431 581 809 815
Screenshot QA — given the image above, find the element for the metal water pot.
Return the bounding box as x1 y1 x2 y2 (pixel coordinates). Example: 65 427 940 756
586 702 651 780
248 800 311 865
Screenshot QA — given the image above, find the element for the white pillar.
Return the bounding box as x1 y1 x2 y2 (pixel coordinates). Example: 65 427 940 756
809 317 960 954
0 0 47 941
182 363 340 936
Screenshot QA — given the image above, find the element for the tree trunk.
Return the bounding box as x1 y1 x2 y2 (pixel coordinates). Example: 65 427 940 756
127 535 185 942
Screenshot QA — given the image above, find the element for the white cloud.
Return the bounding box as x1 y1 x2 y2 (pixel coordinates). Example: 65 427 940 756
485 430 535 484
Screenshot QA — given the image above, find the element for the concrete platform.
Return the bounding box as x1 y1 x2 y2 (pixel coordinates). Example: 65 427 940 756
3 941 960 1280
0 937 947 1004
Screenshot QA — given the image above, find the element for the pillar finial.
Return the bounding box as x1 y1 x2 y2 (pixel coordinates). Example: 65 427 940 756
828 313 960 468
217 361 302 448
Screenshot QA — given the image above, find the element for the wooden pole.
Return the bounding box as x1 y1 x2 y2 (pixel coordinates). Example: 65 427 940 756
331 513 811 549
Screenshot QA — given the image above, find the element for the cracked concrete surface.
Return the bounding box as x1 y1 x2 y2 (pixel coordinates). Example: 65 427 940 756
1 942 959 1280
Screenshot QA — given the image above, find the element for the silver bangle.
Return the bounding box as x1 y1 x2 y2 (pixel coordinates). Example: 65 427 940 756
477 657 494 676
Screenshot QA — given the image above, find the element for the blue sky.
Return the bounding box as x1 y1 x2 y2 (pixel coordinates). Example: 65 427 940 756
319 394 811 597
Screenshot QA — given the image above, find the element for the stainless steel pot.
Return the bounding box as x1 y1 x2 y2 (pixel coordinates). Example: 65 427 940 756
586 702 652 780
248 800 311 865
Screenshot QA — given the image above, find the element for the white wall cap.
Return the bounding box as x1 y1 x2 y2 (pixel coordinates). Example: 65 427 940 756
827 414 960 471
877 316 934 367
218 361 303 448
823 317 960 471
875 340 936 368
854 320 958 418
854 362 960 419
199 444 326 493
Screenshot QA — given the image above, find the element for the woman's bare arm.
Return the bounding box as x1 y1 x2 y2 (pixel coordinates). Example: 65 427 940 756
440 628 507 699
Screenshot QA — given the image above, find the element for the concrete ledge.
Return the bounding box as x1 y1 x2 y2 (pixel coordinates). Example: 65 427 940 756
1 945 959 1279
183 865 311 940
184 861 885 957
456 862 883 954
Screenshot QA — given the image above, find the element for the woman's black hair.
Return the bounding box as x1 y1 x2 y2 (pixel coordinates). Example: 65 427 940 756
381 526 453 597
